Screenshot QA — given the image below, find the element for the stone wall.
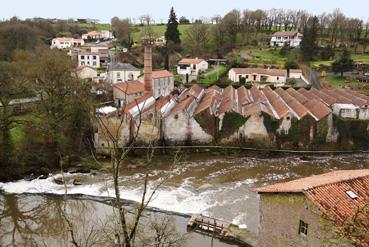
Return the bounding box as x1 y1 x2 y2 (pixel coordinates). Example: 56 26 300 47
258 193 349 247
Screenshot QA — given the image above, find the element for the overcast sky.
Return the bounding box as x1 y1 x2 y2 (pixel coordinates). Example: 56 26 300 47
2 0 369 23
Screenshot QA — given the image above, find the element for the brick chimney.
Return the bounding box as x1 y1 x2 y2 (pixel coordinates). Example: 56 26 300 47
144 46 153 94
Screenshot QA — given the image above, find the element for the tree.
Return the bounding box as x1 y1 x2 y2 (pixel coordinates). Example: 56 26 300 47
0 23 39 60
222 9 241 48
301 16 319 61
179 16 190 25
0 62 24 170
332 49 354 77
183 23 209 55
15 49 91 167
111 17 132 46
165 7 181 45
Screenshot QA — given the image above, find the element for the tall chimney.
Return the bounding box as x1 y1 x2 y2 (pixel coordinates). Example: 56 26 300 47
144 46 153 94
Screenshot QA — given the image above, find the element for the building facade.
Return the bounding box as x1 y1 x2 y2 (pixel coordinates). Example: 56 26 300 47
108 63 141 84
270 31 303 47
177 58 209 82
51 37 84 49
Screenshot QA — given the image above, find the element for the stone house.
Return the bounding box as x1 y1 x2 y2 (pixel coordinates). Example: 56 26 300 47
163 85 212 144
77 65 97 80
254 169 369 247
113 81 145 107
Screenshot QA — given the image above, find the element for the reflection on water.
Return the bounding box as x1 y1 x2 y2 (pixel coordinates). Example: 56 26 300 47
1 153 369 246
0 194 235 247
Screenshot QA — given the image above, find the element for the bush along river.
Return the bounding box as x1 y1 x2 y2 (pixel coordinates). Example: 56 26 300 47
1 152 369 246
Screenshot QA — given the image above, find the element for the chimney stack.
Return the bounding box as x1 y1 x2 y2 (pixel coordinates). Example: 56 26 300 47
144 46 153 94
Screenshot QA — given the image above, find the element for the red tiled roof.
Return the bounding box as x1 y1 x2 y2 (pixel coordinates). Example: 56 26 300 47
255 169 369 225
114 81 145 95
241 102 274 119
152 70 174 79
321 89 353 105
178 58 205 65
309 88 337 106
231 68 286 77
286 88 309 104
179 84 203 100
249 85 266 103
305 175 369 225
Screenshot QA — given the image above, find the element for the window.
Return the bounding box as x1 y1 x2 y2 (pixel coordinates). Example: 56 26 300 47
346 190 358 199
93 56 97 59
277 77 279 80
93 62 97 66
117 72 121 78
81 56 85 59
174 114 179 120
298 220 308 236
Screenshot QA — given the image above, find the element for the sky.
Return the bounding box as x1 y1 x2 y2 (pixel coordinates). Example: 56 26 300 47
2 0 369 23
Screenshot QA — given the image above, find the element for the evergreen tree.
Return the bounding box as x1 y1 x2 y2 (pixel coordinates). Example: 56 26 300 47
165 7 181 44
332 49 354 77
301 16 319 61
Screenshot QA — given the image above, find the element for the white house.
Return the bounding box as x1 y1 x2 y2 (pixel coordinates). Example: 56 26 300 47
108 63 141 84
228 68 305 87
138 70 174 98
82 30 114 40
177 58 208 83
270 31 303 47
78 52 101 68
51 37 84 49
77 66 98 80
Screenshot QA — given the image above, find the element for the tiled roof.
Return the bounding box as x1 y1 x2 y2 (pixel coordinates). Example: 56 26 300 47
255 169 369 193
179 84 203 100
255 170 369 225
231 68 286 77
305 175 369 225
114 81 144 95
178 58 206 65
152 70 174 79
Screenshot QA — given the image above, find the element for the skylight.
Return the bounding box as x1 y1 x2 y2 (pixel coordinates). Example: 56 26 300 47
346 190 358 199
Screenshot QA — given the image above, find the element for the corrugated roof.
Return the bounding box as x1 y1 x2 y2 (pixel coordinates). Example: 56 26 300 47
286 88 309 104
194 88 221 115
114 81 144 95
303 99 331 120
179 84 203 100
262 87 289 119
275 88 309 119
171 96 195 115
309 88 337 106
231 68 286 77
218 86 235 114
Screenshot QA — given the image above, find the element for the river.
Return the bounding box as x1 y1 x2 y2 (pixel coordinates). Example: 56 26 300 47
1 152 369 246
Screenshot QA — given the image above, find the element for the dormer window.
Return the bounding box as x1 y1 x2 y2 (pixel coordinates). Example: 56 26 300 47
346 190 358 199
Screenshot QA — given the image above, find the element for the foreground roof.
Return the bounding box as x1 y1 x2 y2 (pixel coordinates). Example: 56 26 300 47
255 169 369 225
255 170 369 193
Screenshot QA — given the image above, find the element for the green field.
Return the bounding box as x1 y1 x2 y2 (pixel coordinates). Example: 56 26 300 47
77 23 195 42
239 47 287 65
326 75 346 88
10 114 38 145
198 66 228 84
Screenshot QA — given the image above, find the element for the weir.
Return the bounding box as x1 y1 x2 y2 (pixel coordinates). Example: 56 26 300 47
187 214 256 246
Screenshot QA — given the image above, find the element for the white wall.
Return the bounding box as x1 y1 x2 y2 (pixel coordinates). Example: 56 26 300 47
109 70 141 84
78 54 100 68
